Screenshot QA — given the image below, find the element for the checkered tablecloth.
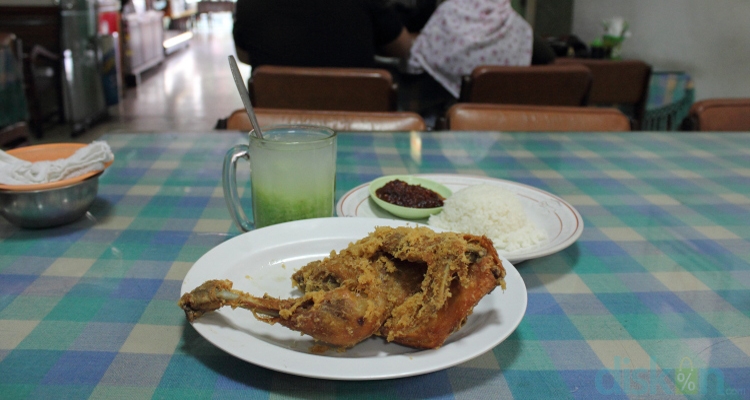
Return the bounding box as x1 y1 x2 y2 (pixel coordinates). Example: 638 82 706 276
1 131 749 399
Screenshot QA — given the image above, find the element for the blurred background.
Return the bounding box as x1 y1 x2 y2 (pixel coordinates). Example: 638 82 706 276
1 0 748 144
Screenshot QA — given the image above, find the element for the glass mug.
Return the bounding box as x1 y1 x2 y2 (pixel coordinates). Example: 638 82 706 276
222 125 337 231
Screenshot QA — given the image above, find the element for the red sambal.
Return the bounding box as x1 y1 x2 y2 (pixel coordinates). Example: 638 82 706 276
375 179 445 208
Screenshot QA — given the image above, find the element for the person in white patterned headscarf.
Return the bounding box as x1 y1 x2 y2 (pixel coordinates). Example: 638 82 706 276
406 0 533 98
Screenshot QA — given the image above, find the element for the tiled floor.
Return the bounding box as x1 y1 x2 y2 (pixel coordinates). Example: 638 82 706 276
33 12 248 145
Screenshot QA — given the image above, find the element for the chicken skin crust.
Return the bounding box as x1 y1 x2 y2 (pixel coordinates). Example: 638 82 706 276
178 226 506 349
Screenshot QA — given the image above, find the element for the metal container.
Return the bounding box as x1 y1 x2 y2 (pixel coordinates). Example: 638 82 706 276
0 175 100 229
60 0 108 134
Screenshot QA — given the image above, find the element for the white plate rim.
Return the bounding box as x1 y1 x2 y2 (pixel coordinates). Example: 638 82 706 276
336 174 584 263
181 217 527 381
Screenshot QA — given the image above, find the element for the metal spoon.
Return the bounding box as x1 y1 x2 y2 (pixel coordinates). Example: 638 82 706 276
228 55 263 139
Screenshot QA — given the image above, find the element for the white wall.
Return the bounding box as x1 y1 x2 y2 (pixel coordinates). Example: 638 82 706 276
572 0 750 101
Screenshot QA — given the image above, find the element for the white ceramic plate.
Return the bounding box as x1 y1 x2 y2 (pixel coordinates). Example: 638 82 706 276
336 174 583 263
181 217 527 381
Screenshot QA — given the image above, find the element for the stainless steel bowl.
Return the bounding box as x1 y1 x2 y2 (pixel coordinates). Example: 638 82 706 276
0 175 100 229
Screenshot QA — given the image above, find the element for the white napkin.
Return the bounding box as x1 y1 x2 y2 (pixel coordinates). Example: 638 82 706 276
0 141 114 185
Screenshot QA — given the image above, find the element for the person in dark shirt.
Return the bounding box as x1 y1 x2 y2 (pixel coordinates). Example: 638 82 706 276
389 0 439 33
232 0 415 68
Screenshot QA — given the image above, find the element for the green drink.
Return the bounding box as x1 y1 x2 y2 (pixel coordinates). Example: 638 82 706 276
223 125 337 231
252 186 332 228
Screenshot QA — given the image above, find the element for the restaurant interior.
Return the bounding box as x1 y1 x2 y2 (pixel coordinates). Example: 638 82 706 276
1 0 749 146
0 0 749 399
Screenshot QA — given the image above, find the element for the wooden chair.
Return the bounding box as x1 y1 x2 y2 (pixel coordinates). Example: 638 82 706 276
223 108 426 132
683 98 750 131
248 65 398 112
555 58 652 129
458 64 593 106
445 103 632 131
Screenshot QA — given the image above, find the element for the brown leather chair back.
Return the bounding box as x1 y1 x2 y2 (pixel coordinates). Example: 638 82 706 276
225 108 426 132
686 98 750 131
446 103 632 131
555 58 652 128
459 64 593 106
249 65 397 112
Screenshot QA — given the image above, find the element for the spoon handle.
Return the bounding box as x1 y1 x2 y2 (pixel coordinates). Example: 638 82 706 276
228 55 263 139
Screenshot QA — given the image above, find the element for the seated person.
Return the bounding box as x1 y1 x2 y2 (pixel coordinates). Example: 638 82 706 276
400 0 543 124
406 0 535 98
389 0 439 33
232 0 414 68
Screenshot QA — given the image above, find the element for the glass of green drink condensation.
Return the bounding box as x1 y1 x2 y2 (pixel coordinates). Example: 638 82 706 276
222 125 337 231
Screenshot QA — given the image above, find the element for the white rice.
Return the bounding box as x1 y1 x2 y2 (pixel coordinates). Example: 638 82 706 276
428 184 546 252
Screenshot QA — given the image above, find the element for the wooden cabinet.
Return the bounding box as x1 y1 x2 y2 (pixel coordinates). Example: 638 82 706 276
0 5 64 135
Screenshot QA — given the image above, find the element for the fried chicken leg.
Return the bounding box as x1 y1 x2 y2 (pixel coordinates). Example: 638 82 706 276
179 253 391 347
178 226 506 349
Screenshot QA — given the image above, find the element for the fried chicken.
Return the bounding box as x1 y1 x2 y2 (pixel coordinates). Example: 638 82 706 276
178 226 506 349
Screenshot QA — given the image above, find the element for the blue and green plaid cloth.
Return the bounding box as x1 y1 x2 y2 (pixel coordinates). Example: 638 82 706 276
1 131 749 399
642 71 695 131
